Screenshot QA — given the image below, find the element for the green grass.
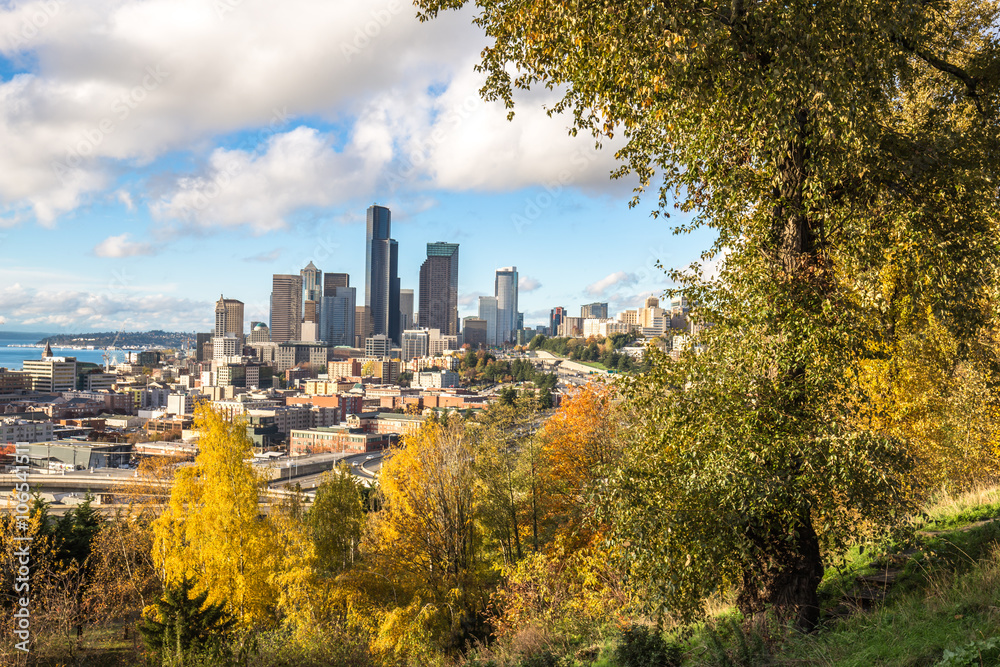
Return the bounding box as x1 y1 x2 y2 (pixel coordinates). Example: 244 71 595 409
576 360 611 371
667 486 1000 667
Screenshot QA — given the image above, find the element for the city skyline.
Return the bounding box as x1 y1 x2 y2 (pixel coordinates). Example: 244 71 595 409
0 1 717 335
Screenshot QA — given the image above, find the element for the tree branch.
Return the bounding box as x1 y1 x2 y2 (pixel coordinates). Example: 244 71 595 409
891 33 984 114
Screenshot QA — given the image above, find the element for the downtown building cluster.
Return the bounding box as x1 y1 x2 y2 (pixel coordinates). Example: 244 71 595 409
0 202 702 472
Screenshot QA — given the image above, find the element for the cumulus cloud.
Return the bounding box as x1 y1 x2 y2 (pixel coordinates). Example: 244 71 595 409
0 0 640 229
0 282 208 330
0 0 481 225
585 271 639 297
518 276 541 292
150 126 386 233
93 233 154 258
0 315 6 325
458 291 485 308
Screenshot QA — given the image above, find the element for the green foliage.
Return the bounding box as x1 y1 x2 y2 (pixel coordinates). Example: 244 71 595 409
138 575 236 662
700 618 769 667
308 464 365 576
32 491 104 571
613 624 683 667
934 636 1000 667
419 0 1000 633
517 650 562 667
530 335 646 373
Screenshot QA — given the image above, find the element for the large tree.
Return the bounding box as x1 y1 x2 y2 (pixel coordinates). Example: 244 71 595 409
416 0 1000 630
152 405 279 626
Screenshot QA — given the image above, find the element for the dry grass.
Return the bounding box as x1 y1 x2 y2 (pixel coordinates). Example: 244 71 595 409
920 483 1000 527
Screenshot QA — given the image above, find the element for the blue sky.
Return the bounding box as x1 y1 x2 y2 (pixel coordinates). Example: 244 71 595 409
0 0 715 333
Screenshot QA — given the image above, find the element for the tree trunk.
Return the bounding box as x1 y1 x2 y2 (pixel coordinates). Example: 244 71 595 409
737 511 824 632
745 107 826 633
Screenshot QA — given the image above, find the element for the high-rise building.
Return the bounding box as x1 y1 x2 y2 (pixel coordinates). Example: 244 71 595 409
270 274 302 343
365 334 392 358
401 328 430 360
196 332 213 362
478 296 499 346
301 261 323 304
418 242 460 336
462 317 488 349
324 272 350 292
23 345 77 393
550 307 565 336
365 205 401 344
581 302 609 319
320 286 357 347
494 267 518 344
399 288 415 331
214 296 245 340
355 306 372 348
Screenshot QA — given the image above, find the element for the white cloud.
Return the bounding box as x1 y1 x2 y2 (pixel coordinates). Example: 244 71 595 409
518 276 541 292
0 315 6 325
116 189 135 211
150 126 385 233
0 0 482 225
0 0 640 229
585 271 638 297
93 233 154 258
459 291 485 308
0 282 208 330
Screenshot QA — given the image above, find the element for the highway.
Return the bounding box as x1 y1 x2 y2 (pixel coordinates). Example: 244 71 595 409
0 449 389 508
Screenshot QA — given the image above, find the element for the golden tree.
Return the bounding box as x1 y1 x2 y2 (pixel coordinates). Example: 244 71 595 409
152 405 279 626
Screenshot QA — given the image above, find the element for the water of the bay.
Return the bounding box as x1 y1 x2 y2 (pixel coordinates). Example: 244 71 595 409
0 336 124 370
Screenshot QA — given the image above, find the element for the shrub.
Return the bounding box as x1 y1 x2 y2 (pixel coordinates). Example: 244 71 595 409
613 624 683 667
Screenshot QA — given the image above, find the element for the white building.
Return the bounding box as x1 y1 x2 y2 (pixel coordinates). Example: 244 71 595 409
402 329 430 361
166 393 195 416
414 370 460 389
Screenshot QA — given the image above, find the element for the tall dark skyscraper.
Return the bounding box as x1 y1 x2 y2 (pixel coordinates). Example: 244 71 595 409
270 274 302 343
418 241 460 336
365 204 401 344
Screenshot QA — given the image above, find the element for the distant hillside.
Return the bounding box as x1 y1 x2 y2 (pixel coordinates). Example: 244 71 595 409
0 331 51 340
37 330 196 349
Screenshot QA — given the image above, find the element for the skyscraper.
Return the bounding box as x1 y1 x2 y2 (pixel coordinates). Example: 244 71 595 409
581 302 609 319
301 262 323 340
320 286 357 347
399 288 415 331
418 242 460 336
550 306 565 336
478 296 499 346
214 296 245 339
365 204 401 344
324 273 350 291
270 274 302 343
301 261 323 303
495 266 518 345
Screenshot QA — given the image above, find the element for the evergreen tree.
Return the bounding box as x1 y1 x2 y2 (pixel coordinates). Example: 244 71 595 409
138 575 235 662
